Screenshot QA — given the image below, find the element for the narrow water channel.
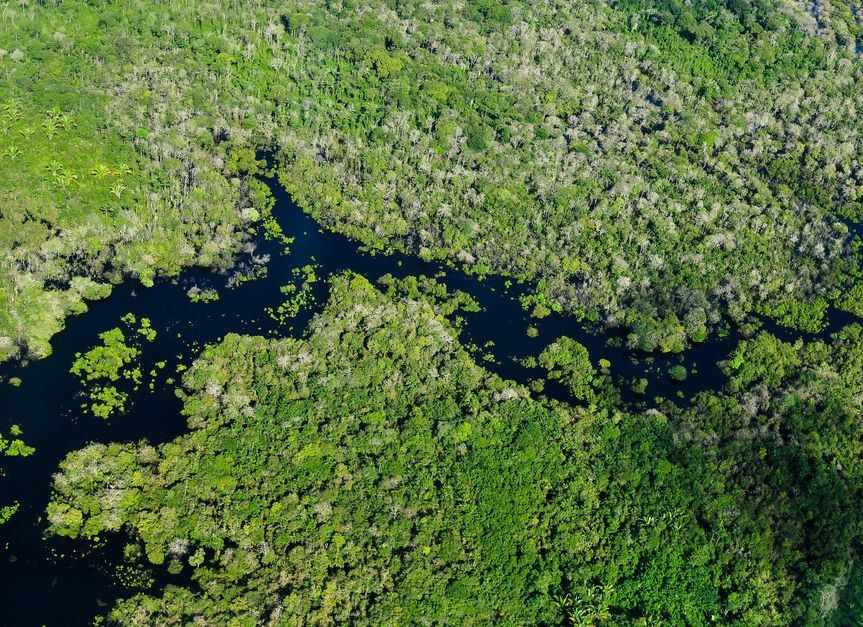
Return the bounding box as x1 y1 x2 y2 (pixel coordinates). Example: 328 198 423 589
0 175 857 625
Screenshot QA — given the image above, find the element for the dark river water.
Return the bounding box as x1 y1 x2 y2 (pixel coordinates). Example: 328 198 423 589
0 176 857 625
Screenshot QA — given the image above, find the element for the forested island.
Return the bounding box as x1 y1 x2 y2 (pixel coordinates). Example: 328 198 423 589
1 0 863 624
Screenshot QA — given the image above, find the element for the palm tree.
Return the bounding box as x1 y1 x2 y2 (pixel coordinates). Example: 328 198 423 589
110 163 133 177
2 144 20 159
42 117 58 140
58 114 76 130
2 102 21 122
45 160 64 177
57 171 78 188
639 514 657 527
551 593 573 614
90 164 112 178
554 583 615 626
109 182 127 198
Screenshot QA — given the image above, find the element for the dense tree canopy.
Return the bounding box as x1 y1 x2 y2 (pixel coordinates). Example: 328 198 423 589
48 274 863 624
1 0 861 622
3 0 863 359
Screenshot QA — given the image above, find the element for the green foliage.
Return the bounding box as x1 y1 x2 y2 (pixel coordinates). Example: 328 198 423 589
47 275 863 623
538 336 597 402
0 424 35 458
676 324 863 623
0 51 256 362
2 0 862 620
69 314 156 418
668 364 688 382
263 264 318 325
631 377 649 395
4 0 863 364
757 296 829 333
0 503 19 525
71 327 139 382
376 273 482 316
831 563 863 626
627 313 688 354
726 331 801 391
0 424 34 526
186 287 220 303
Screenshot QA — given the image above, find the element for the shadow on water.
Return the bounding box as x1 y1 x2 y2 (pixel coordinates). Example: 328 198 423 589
0 173 858 625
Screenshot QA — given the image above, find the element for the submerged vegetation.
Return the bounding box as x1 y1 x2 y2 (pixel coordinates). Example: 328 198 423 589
0 424 34 525
0 424 34 461
48 274 863 623
264 264 319 326
1 0 862 623
70 314 157 418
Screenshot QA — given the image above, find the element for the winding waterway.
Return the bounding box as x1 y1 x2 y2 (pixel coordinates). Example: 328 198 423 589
0 176 857 625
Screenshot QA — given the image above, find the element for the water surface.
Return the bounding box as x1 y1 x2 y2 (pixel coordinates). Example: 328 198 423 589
0 177 855 625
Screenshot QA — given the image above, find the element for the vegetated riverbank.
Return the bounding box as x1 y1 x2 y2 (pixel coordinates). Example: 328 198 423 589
0 175 859 625
42 272 863 620
6 0 863 364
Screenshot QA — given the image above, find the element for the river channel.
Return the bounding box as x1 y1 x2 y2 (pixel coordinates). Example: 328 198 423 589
0 175 857 625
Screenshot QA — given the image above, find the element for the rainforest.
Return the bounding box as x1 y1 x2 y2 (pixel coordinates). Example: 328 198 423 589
1 0 863 624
